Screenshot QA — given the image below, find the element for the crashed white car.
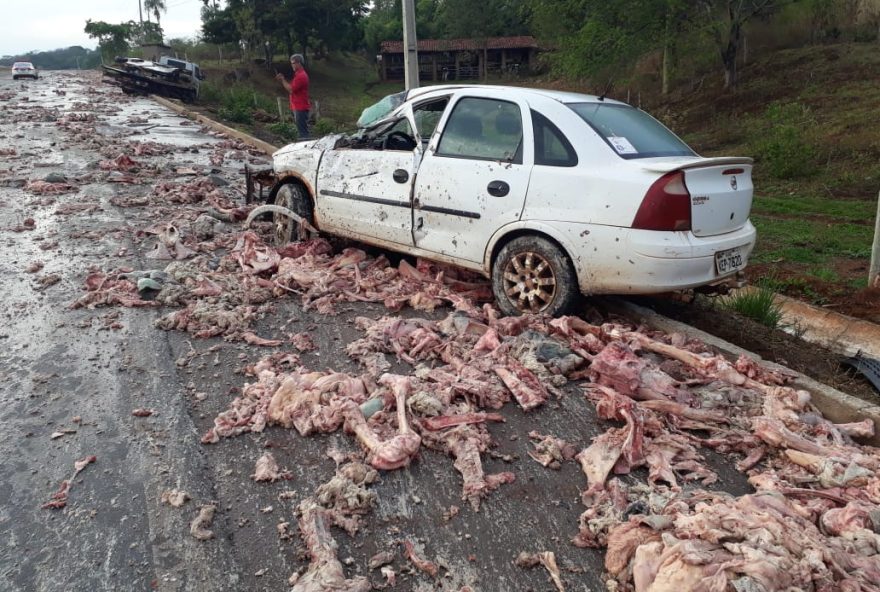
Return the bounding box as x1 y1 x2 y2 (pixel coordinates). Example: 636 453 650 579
257 84 756 316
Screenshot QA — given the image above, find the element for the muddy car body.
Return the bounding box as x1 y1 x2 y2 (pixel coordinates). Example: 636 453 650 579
261 84 756 316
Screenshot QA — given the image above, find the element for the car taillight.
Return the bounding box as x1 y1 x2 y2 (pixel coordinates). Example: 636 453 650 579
631 170 691 231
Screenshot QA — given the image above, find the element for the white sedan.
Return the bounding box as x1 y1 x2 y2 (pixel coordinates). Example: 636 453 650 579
259 84 756 316
11 61 38 80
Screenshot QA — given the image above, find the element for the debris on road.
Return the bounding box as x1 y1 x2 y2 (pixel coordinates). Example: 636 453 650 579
515 551 565 592
49 429 76 439
292 499 371 592
41 455 97 510
190 504 216 540
402 539 439 578
14 70 877 591
24 179 78 195
251 452 292 482
527 431 578 469
160 489 190 507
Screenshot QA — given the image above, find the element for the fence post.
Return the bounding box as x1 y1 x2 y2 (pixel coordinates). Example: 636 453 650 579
277 97 286 121
870 189 880 288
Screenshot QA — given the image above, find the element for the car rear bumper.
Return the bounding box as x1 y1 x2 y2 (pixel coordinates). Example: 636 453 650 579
544 220 757 294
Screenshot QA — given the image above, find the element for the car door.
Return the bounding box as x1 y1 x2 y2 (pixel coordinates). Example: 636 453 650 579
411 94 533 265
315 115 419 248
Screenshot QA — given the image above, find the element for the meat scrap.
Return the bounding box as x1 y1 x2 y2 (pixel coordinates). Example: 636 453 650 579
369 551 395 570
292 500 371 592
343 374 421 471
232 231 280 275
528 431 577 469
493 359 549 411
99 154 140 171
436 426 516 511
160 489 190 507
514 551 565 592
314 462 377 528
575 398 644 494
403 540 439 578
70 271 157 310
421 412 505 431
41 455 97 510
24 179 78 194
190 504 216 541
612 491 880 592
147 223 195 261
251 452 292 482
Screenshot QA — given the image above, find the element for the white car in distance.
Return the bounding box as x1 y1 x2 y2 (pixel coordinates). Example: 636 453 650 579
262 84 756 317
11 62 38 80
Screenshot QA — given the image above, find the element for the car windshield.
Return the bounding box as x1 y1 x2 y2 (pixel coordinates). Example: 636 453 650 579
567 103 695 160
357 91 407 129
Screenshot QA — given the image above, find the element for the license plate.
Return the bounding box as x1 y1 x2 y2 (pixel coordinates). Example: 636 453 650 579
715 247 744 275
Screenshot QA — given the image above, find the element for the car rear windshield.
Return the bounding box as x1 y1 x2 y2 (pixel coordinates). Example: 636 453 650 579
567 103 695 160
13 63 33 68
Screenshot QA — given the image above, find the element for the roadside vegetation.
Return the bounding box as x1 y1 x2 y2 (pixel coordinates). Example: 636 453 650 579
719 283 785 329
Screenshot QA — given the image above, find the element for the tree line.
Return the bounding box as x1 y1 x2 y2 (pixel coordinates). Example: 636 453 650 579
81 0 879 91
0 46 102 70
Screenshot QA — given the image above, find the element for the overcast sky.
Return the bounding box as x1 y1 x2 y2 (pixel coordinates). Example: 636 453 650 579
0 0 205 56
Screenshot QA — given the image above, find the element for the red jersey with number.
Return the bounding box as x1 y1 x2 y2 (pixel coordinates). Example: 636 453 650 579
289 69 310 111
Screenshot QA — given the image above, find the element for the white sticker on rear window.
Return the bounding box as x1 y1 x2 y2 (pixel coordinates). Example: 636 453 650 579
607 136 637 154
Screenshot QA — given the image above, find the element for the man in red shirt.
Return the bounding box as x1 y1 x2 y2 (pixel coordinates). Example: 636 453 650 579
276 54 310 139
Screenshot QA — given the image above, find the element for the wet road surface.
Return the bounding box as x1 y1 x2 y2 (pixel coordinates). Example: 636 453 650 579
0 71 752 592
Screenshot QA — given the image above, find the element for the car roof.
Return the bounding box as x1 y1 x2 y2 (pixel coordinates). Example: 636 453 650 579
404 84 628 107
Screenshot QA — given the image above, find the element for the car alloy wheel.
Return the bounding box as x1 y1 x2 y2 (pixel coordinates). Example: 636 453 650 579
271 182 311 247
492 235 580 317
503 251 557 312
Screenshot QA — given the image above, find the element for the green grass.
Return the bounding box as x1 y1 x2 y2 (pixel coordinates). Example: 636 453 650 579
750 216 874 265
752 194 877 221
808 266 840 283
719 286 784 328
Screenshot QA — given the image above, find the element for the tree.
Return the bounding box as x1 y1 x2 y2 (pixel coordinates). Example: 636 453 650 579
528 0 670 84
201 5 238 45
436 0 529 39
200 0 367 60
144 0 167 33
697 0 799 89
84 20 138 62
361 0 444 51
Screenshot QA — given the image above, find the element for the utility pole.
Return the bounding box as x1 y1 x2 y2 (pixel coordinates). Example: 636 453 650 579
402 0 419 90
870 189 880 288
138 0 144 27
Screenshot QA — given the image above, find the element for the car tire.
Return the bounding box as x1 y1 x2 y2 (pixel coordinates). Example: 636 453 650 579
270 182 312 247
491 235 580 317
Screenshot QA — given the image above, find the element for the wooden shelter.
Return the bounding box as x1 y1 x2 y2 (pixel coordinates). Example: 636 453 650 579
378 36 538 82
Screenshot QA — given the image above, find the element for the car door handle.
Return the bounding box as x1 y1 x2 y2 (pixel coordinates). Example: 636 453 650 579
487 180 509 197
393 169 409 184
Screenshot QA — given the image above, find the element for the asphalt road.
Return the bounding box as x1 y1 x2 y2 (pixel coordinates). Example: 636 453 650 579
0 71 751 592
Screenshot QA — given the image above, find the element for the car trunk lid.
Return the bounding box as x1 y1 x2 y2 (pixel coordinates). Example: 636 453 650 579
641 158 753 237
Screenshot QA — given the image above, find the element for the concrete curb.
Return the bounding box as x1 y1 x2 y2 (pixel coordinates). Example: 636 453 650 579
773 292 880 359
607 298 880 446
728 286 880 359
148 95 281 157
